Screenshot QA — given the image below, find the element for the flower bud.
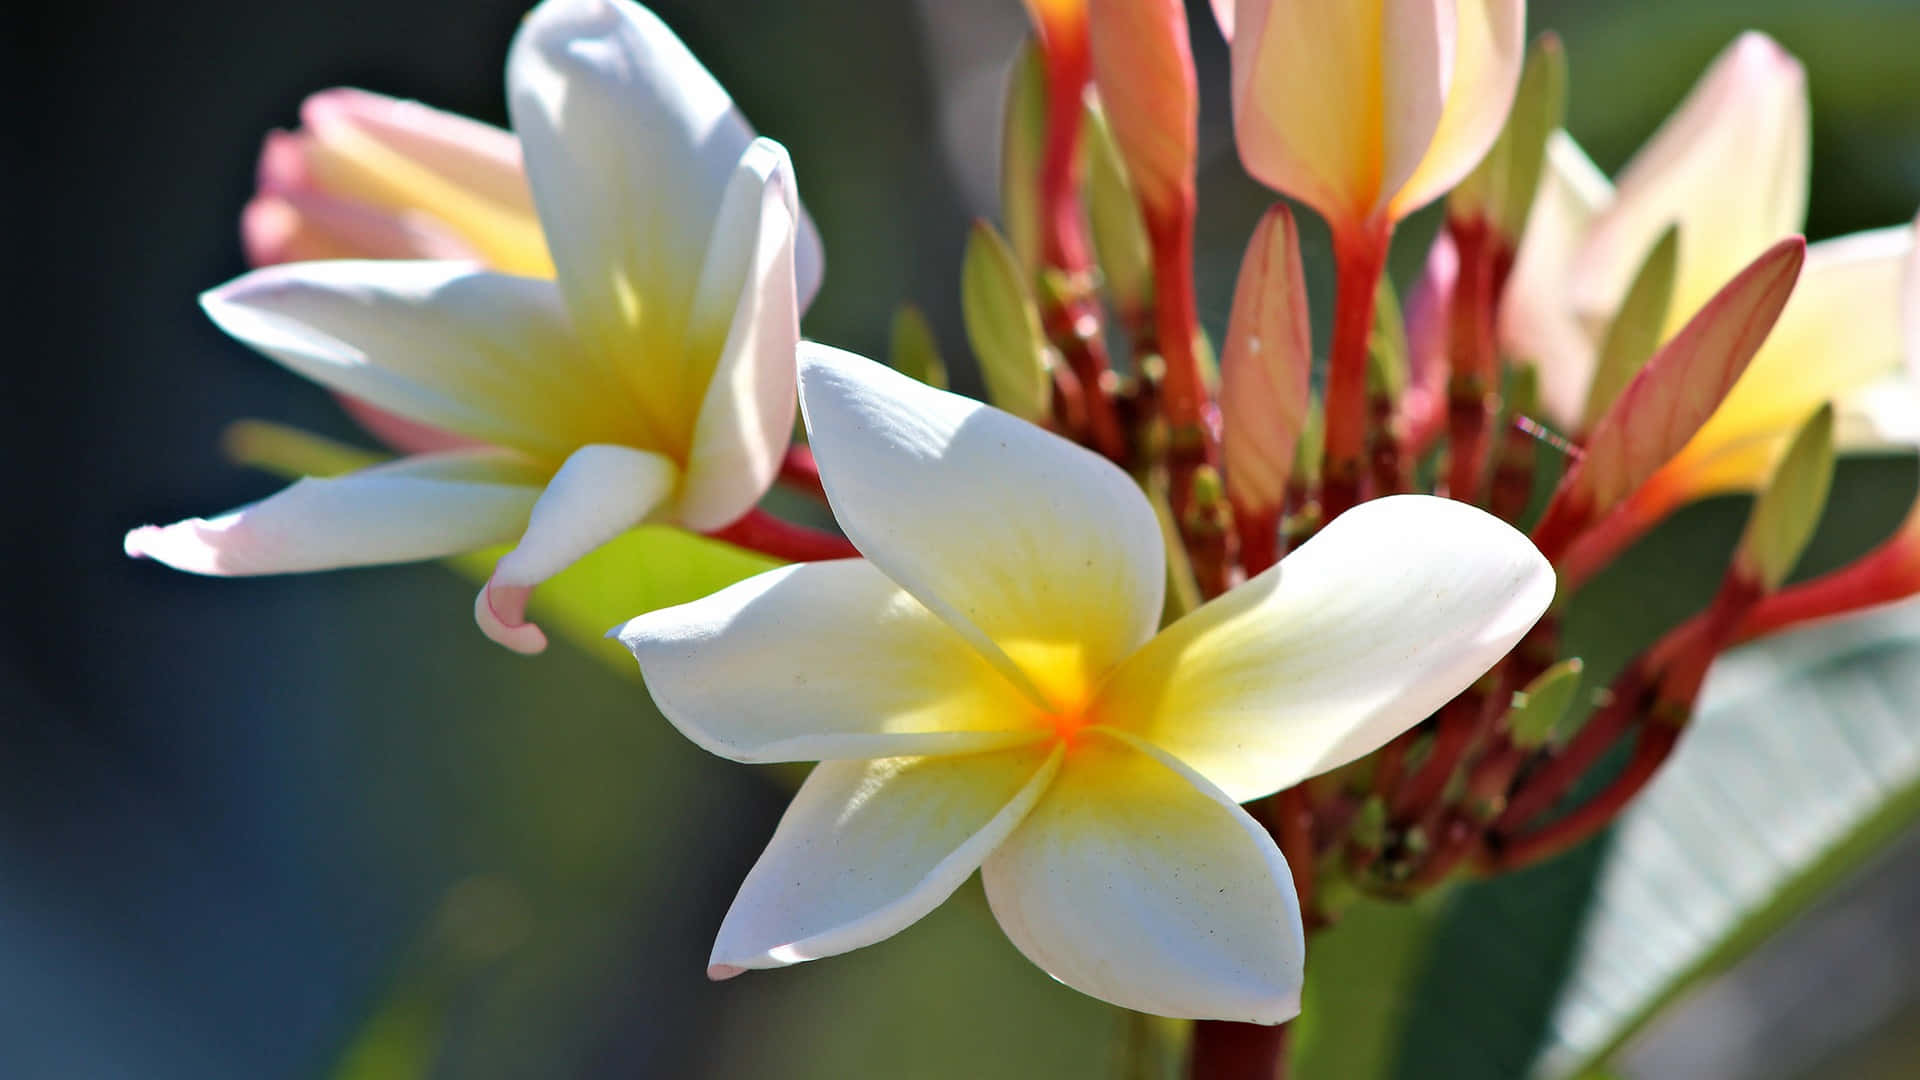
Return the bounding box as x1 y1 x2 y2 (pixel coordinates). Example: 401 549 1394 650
245 88 550 275
1570 33 1808 332
1732 403 1836 592
1221 206 1312 524
1082 100 1155 327
1507 658 1585 751
1000 40 1049 278
889 304 949 390
962 221 1056 423
1580 225 1677 433
1087 0 1197 227
1225 0 1526 233
1449 32 1567 247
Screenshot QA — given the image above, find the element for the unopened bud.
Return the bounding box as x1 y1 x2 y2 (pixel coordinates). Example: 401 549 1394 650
889 304 948 390
1087 0 1196 226
1000 40 1049 277
1581 225 1678 432
1083 100 1155 325
962 221 1055 423
1507 657 1586 750
1450 33 1568 246
1733 403 1836 591
1221 205 1313 521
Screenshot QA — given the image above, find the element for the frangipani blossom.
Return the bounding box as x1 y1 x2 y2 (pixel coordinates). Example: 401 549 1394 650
125 0 822 654
618 345 1555 1020
1225 0 1527 233
1502 34 1914 502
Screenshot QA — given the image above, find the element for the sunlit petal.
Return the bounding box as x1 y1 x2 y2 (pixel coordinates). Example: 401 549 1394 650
617 559 1049 763
1664 226 1911 494
677 138 802 531
982 731 1304 1024
1388 0 1527 219
124 450 544 575
1099 495 1553 802
201 260 632 462
708 743 1061 977
797 344 1164 707
477 444 677 654
1570 33 1808 330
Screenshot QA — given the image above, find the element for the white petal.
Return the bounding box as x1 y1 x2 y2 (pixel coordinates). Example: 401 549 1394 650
709 743 1061 976
617 559 1048 763
982 731 1304 1024
797 344 1164 709
1099 494 1555 803
202 260 633 461
477 444 677 654
124 450 544 575
509 0 823 322
1570 33 1809 332
676 139 802 531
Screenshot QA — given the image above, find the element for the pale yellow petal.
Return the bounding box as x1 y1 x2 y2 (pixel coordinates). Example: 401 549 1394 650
1388 0 1528 219
617 559 1048 763
709 743 1060 975
981 731 1303 1024
1098 495 1553 802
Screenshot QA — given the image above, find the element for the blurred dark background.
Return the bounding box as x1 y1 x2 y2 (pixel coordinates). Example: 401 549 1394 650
11 1 1920 1077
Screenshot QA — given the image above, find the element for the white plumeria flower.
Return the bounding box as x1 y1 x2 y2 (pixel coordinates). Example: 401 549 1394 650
123 0 822 653
617 345 1555 1021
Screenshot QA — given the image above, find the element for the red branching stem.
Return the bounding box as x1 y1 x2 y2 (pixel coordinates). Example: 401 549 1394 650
1321 221 1393 522
1552 480 1684 593
1237 507 1283 579
1736 515 1920 642
1368 388 1409 498
1036 24 1091 275
707 509 858 562
1150 209 1213 462
1487 415 1540 525
1027 18 1129 465
1492 663 1645 834
777 444 827 504
1443 216 1499 503
1273 785 1317 925
1488 723 1680 873
1188 1019 1290 1080
1390 689 1486 820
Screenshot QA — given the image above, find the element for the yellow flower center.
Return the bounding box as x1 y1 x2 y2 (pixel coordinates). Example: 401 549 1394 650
998 638 1103 747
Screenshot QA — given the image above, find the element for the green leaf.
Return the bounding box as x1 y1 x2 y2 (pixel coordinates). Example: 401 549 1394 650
1524 599 1920 1077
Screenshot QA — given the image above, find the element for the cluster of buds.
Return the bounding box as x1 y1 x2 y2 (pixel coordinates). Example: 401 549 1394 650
968 0 1917 1064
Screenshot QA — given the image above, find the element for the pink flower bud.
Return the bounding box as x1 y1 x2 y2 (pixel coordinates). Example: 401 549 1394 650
1224 0 1525 235
1087 0 1197 227
243 88 550 276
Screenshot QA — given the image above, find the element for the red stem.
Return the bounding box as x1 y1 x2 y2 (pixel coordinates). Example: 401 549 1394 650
1390 690 1485 820
706 509 858 562
1188 1019 1290 1080
1443 217 1498 503
1489 723 1680 872
1737 515 1920 642
1321 221 1392 521
778 444 827 503
1492 664 1644 834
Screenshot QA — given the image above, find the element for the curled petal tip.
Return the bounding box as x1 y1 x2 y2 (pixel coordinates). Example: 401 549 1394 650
706 963 746 982
123 526 159 560
475 579 548 655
